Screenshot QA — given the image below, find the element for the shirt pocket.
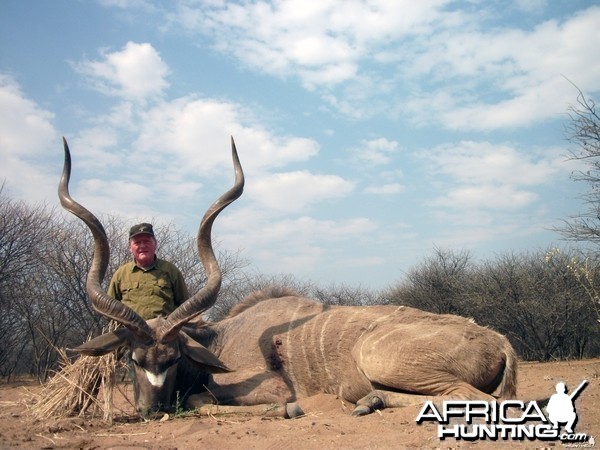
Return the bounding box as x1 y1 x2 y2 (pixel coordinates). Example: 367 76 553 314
121 281 140 293
152 278 171 298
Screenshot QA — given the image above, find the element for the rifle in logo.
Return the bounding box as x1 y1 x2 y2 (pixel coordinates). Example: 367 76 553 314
569 380 589 400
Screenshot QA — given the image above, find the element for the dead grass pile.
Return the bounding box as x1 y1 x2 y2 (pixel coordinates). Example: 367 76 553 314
30 323 128 424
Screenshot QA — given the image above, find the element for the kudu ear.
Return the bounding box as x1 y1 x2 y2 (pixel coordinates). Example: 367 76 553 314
180 331 232 374
71 327 132 357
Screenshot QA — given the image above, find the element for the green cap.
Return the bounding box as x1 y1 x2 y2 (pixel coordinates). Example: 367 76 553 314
129 223 154 239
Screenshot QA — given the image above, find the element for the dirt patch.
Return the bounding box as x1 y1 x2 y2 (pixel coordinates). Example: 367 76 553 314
1 359 598 449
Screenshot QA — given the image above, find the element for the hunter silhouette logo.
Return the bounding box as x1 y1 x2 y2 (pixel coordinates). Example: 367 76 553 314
546 380 587 434
415 378 591 443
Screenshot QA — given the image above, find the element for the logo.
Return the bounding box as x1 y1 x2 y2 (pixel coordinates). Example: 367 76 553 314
416 379 593 445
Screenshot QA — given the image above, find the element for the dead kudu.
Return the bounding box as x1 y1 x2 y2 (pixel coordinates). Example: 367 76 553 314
59 137 517 419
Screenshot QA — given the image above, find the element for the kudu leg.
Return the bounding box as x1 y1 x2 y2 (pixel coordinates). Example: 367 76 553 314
352 382 496 416
191 401 303 419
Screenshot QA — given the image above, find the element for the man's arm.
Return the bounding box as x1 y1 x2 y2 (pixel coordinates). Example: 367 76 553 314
107 270 122 300
172 268 190 306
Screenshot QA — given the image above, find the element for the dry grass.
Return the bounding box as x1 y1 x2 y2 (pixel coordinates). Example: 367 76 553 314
30 323 128 424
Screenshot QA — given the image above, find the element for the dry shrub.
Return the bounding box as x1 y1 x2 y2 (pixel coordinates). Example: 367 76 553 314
30 322 129 424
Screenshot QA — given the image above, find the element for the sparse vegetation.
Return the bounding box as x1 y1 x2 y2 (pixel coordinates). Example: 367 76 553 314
2 184 599 379
2 92 600 377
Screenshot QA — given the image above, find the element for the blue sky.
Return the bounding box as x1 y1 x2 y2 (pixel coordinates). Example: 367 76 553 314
1 1 599 290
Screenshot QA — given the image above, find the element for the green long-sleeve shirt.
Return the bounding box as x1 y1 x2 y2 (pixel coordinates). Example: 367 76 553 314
107 259 189 320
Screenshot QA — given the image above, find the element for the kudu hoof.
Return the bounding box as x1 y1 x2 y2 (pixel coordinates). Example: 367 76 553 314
351 405 372 416
352 394 385 416
285 402 304 418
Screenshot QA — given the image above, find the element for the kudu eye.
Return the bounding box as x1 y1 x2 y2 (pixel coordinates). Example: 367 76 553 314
130 354 143 367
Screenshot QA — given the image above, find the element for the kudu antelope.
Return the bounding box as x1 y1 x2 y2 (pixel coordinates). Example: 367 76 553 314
60 137 517 419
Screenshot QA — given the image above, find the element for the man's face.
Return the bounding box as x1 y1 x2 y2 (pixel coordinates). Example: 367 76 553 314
130 234 157 266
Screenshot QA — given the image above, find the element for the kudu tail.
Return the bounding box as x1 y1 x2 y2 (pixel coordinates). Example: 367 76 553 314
497 339 518 399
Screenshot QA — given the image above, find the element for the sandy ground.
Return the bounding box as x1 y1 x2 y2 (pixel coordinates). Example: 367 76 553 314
1 358 598 449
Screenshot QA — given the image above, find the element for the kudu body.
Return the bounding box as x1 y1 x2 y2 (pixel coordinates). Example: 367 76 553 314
60 138 517 418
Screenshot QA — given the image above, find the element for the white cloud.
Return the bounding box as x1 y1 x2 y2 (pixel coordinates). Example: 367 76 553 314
153 1 600 129
0 75 57 202
421 140 566 211
352 137 400 166
74 177 161 220
56 72 334 231
167 0 449 87
251 170 355 213
80 178 151 205
261 215 376 242
365 183 404 195
405 7 600 130
97 0 157 10
429 184 538 210
73 42 169 102
134 96 320 176
219 209 378 275
426 206 552 251
0 74 55 157
57 82 346 235
424 141 561 186
6 0 593 289
68 127 121 169
515 0 547 13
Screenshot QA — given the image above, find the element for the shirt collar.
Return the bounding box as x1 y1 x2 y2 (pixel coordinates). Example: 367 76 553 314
131 257 158 272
